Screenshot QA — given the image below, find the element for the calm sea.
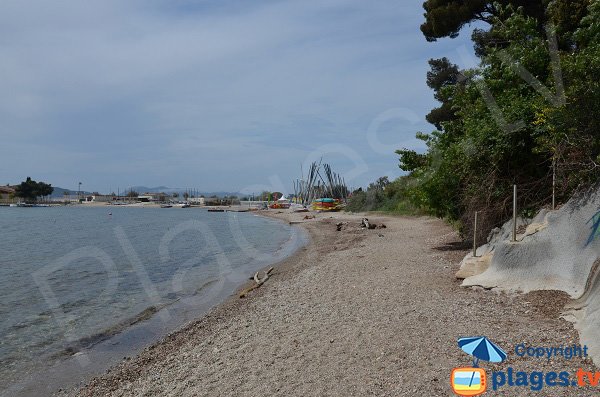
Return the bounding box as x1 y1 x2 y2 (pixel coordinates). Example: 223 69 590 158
0 206 305 395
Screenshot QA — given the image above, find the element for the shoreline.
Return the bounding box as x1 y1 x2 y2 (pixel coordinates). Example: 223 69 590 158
61 210 319 396
65 211 597 396
1 210 307 397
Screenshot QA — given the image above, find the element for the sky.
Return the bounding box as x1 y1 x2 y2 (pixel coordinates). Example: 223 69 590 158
0 0 478 195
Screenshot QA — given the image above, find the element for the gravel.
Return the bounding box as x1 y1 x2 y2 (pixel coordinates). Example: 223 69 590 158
67 212 598 396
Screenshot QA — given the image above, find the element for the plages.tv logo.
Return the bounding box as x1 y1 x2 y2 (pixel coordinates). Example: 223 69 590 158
451 336 507 396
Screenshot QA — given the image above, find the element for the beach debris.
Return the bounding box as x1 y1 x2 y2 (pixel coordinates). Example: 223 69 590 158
361 218 377 230
360 218 387 230
378 234 384 237
303 215 315 220
239 267 274 298
336 222 343 231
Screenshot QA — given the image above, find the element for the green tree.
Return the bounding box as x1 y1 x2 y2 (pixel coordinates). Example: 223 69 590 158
425 58 462 129
547 0 591 49
258 191 271 201
398 1 600 239
420 0 546 41
14 177 54 203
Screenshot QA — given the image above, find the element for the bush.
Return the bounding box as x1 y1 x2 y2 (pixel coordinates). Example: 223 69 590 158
345 176 423 215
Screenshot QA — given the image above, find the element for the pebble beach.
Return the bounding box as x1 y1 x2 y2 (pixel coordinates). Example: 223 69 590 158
67 211 597 396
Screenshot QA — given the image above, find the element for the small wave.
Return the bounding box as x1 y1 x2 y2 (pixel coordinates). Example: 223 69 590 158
193 278 219 295
8 314 51 332
51 303 169 359
58 298 89 313
50 279 221 359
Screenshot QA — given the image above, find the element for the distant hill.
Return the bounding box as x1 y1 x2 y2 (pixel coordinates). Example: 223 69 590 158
127 186 242 198
49 186 92 198
46 185 242 198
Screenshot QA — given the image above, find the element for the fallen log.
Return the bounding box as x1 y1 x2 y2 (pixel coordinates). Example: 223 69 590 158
239 267 274 298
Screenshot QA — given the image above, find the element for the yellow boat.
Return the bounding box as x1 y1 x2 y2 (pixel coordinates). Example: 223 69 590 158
311 198 343 211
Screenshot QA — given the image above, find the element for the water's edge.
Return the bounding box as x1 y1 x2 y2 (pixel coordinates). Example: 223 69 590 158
2 213 309 397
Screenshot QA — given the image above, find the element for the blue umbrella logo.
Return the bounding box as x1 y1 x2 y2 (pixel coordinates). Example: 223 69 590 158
456 336 507 391
458 336 507 367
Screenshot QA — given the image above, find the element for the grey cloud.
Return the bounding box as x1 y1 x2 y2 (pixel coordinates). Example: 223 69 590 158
0 0 475 192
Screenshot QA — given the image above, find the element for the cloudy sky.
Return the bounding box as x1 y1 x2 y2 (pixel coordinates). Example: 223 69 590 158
0 0 476 194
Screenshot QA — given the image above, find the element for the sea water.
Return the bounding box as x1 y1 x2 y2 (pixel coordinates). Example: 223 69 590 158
0 206 305 395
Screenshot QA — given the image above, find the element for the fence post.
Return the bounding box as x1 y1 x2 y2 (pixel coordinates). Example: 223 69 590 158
473 211 478 257
552 157 556 210
512 185 517 242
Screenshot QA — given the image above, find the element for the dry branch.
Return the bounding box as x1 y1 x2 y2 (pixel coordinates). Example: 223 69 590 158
239 267 274 298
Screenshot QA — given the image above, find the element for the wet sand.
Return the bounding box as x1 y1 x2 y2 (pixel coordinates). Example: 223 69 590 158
66 211 597 396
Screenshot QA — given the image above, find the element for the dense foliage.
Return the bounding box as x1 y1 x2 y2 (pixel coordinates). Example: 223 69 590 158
398 0 600 238
14 177 54 202
421 0 546 41
346 177 424 215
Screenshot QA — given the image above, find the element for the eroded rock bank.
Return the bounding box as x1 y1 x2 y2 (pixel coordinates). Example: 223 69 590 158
457 187 600 364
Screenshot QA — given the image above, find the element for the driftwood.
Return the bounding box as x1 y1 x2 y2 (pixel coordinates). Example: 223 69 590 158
239 267 274 298
361 218 386 230
361 218 376 230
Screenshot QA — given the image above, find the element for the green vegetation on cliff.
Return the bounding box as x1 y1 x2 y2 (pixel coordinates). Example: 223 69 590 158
355 1 600 237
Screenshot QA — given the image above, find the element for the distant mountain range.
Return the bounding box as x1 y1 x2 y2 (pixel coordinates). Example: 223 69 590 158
45 185 242 198
127 186 243 198
47 186 241 198
49 186 92 198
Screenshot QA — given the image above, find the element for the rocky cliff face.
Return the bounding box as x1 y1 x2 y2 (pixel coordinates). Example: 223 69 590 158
456 186 600 364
